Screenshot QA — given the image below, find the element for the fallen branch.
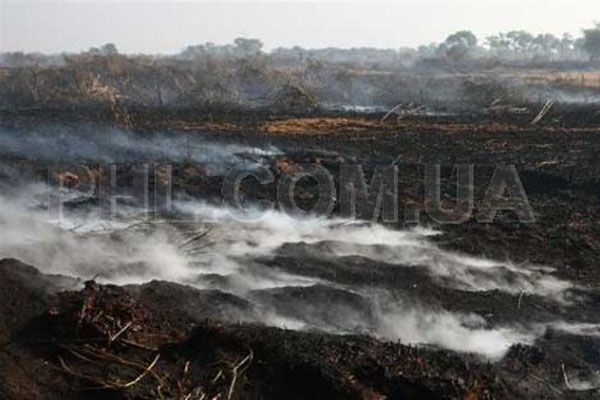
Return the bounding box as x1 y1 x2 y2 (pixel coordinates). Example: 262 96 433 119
110 320 133 344
227 350 253 400
517 291 525 311
528 372 562 399
120 354 160 388
60 348 161 391
211 369 224 384
381 103 403 122
59 356 113 390
561 363 573 390
531 99 554 125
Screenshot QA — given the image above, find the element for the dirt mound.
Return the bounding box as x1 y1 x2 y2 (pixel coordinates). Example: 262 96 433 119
252 284 377 332
0 258 78 343
128 280 261 324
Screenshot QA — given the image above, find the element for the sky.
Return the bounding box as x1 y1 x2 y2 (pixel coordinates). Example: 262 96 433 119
1 0 599 54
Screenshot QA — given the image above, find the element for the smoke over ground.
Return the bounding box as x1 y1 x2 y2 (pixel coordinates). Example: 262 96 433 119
0 182 598 361
0 126 279 175
0 123 598 366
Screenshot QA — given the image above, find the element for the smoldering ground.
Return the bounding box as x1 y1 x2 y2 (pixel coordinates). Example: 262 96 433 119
0 180 599 363
0 124 599 393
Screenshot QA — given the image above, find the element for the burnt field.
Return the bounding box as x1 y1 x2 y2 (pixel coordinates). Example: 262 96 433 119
1 107 600 399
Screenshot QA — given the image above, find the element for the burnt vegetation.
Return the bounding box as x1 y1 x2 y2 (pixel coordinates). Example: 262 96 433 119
2 25 600 118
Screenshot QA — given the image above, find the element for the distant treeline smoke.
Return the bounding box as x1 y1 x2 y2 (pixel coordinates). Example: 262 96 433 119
2 25 600 113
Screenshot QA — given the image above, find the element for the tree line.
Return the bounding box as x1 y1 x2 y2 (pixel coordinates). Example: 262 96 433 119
4 25 600 69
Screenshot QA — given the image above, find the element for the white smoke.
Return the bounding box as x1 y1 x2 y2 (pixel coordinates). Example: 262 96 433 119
175 200 572 298
0 188 593 360
376 306 535 360
0 126 280 175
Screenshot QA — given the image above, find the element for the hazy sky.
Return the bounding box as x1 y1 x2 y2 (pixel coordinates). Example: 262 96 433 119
1 0 599 54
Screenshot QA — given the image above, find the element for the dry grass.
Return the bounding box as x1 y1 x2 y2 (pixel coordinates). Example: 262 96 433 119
51 282 253 399
549 71 600 89
507 69 600 90
260 117 382 135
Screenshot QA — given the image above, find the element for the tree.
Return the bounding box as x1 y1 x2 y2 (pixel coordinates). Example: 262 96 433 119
441 31 478 61
100 43 118 55
583 24 600 61
233 38 263 57
417 43 438 58
88 43 118 56
532 34 560 58
1 52 28 67
486 33 510 55
506 31 534 53
559 33 575 58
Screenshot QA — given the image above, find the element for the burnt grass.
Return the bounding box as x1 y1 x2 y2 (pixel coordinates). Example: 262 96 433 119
1 258 504 400
1 108 600 398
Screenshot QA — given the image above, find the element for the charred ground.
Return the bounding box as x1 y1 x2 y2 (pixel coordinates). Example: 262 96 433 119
1 107 600 399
